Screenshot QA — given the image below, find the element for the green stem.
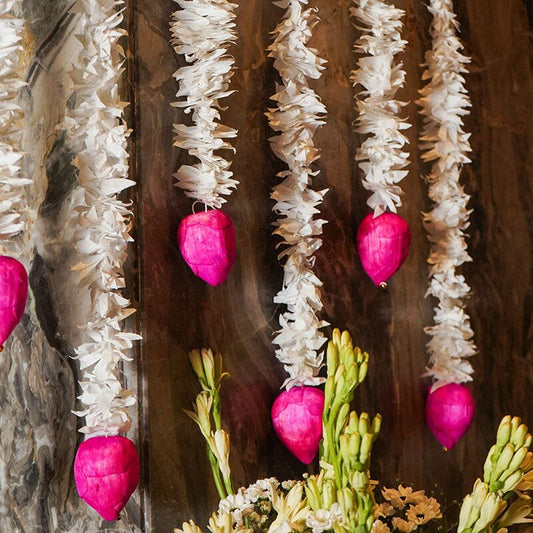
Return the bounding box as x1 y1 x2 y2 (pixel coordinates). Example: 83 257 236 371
212 392 222 431
327 399 346 486
222 472 234 496
206 445 226 500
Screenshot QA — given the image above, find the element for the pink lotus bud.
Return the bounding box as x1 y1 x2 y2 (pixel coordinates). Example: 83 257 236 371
177 209 236 286
0 256 28 347
426 383 475 450
356 213 411 287
74 436 140 521
271 386 324 464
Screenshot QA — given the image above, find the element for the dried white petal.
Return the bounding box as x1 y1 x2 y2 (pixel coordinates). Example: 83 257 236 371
266 0 328 389
350 0 410 215
171 0 238 208
417 0 476 388
65 0 140 436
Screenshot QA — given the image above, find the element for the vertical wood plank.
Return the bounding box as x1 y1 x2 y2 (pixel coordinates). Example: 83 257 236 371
135 0 533 530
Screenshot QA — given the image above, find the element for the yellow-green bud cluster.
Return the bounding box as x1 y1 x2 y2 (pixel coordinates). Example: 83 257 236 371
320 329 379 533
458 416 533 533
458 480 506 533
483 415 532 493
322 329 370 471
340 411 382 477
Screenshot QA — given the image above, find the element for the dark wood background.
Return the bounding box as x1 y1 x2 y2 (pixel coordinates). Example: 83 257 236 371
132 0 533 530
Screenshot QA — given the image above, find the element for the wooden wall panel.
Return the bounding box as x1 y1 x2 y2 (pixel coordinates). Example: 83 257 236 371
134 0 533 530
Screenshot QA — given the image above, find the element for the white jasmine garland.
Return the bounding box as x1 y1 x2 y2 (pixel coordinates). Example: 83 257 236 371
170 0 238 209
417 0 476 389
65 0 141 436
350 0 410 216
266 0 328 389
0 1 31 240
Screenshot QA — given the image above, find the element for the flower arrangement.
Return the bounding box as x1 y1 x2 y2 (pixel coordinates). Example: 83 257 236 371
175 330 533 533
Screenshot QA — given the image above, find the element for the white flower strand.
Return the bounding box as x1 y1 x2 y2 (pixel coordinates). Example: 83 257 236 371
171 0 238 209
266 0 328 389
0 1 31 240
65 0 140 436
417 0 475 389
350 0 410 216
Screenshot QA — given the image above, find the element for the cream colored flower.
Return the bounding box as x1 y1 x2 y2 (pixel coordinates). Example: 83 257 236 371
495 495 533 528
405 498 442 525
268 483 310 533
371 519 392 533
382 485 426 510
376 502 395 518
306 503 346 533
174 520 203 533
391 517 416 533
208 510 253 533
212 429 232 480
517 469 533 491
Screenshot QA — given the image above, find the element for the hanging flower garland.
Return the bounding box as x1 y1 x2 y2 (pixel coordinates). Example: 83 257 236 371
64 0 140 521
171 0 238 287
265 0 328 464
417 0 476 449
0 1 30 348
350 0 411 288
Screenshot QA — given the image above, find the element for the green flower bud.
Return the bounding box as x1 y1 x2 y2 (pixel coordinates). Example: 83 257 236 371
336 403 350 440
340 329 352 349
322 479 336 509
507 446 528 476
510 424 528 449
327 340 339 376
510 417 522 435
332 328 342 348
458 494 473 532
371 414 382 436
304 477 322 511
358 413 370 435
496 416 512 447
324 376 335 410
472 493 504 533
346 411 359 434
358 361 368 383
501 470 523 492
483 445 498 482
349 432 361 459
359 433 373 467
491 443 514 483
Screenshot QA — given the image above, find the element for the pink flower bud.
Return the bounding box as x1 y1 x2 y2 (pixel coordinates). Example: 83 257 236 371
271 386 324 464
0 256 28 347
426 383 475 450
74 436 140 521
356 212 411 286
177 209 236 286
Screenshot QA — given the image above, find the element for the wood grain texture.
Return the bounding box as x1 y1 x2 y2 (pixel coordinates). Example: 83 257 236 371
134 0 533 530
